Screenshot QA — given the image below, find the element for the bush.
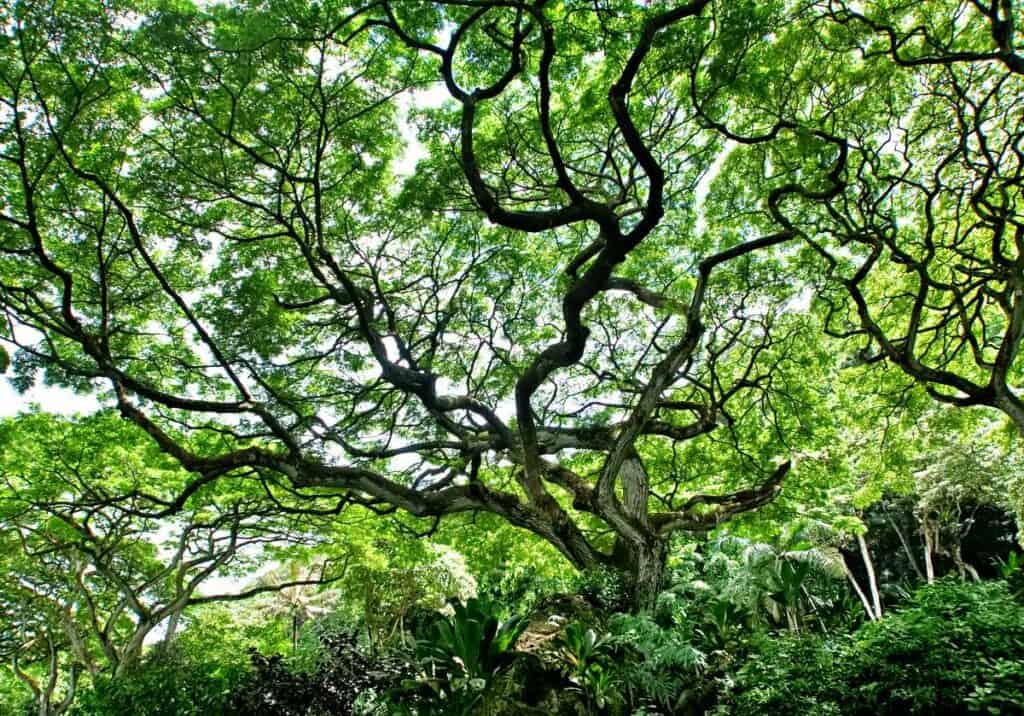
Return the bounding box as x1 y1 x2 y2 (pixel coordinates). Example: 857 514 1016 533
72 642 249 716
604 613 706 713
572 568 631 614
722 579 1024 716
391 598 529 716
227 620 413 716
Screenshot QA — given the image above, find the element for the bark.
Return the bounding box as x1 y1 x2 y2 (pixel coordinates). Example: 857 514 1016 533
612 536 669 612
634 540 669 611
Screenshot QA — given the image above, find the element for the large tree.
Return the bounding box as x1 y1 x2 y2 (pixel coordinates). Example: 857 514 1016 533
0 0 1017 609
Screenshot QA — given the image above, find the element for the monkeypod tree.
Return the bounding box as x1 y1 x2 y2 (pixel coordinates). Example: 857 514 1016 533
5 0 987 611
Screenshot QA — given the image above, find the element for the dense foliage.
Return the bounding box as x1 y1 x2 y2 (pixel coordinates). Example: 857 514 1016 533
1 0 1024 712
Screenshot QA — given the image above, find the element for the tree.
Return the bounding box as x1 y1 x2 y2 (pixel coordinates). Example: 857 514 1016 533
1 0 1016 610
0 411 341 710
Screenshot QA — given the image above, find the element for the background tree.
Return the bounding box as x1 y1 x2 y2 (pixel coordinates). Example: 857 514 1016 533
0 411 342 710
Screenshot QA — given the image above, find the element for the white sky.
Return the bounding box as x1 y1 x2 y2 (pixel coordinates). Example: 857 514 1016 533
0 378 100 417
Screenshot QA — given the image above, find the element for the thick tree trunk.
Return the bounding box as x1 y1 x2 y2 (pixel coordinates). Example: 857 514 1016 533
633 541 669 611
612 450 668 611
613 537 669 612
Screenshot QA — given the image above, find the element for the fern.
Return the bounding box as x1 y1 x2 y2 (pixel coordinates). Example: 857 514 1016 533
604 613 707 710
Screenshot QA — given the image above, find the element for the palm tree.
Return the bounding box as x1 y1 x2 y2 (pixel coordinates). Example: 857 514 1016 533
250 560 343 652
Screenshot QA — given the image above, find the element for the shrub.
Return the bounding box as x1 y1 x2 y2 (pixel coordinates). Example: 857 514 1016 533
573 568 631 614
227 620 413 716
390 598 529 716
721 579 1024 716
72 643 249 716
604 613 706 713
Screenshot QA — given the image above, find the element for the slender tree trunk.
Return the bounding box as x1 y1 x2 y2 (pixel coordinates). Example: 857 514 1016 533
114 623 153 679
786 606 800 634
923 522 936 584
952 544 981 582
857 534 883 619
887 515 926 582
60 614 97 678
163 608 181 646
839 552 877 621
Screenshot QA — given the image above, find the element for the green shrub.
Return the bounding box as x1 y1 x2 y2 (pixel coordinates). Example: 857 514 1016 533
573 568 631 613
391 598 529 716
604 612 706 713
72 643 249 716
722 580 1024 716
554 622 623 715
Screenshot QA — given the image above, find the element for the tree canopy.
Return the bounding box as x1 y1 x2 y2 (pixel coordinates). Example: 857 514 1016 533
0 0 1022 613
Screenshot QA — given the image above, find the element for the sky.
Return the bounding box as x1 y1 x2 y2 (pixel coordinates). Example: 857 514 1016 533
0 378 100 418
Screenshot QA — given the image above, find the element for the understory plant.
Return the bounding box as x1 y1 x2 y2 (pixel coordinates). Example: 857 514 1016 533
720 579 1024 716
555 622 622 715
393 598 529 715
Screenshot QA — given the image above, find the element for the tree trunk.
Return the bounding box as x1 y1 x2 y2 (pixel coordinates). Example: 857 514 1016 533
952 544 981 582
839 552 877 620
857 534 883 619
114 623 153 679
886 514 926 582
615 538 669 612
163 608 182 646
923 521 936 584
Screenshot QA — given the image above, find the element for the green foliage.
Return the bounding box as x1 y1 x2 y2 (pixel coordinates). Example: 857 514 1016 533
2 0 1024 713
0 669 32 716
604 613 707 713
722 580 1024 716
227 618 413 716
572 568 631 614
420 598 528 682
72 641 249 716
395 598 529 715
997 552 1024 597
476 563 570 619
555 623 622 715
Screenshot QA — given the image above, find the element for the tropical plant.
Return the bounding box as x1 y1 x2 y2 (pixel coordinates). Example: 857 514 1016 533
997 552 1024 597
555 622 622 715
722 580 1024 716
398 598 529 715
603 613 707 713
